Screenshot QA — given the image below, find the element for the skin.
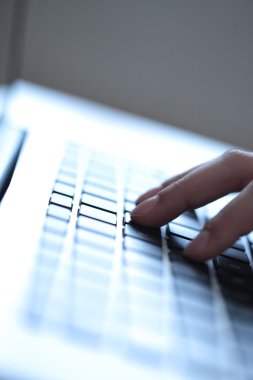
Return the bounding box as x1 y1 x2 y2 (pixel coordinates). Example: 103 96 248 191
131 149 253 261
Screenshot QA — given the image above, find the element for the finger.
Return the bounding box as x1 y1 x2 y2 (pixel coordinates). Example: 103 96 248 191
184 180 253 261
135 185 162 205
135 164 202 205
131 149 253 227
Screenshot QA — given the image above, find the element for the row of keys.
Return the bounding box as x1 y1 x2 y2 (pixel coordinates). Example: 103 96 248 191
167 211 253 368
71 156 171 354
27 144 80 322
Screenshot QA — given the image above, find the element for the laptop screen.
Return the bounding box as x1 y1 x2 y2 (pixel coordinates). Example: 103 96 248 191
0 83 26 201
0 84 7 125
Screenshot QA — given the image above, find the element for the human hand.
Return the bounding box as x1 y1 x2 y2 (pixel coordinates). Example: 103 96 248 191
131 149 253 261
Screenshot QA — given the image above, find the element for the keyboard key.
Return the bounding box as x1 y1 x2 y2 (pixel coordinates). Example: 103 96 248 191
129 311 166 340
73 281 109 308
124 236 162 259
221 247 249 264
128 163 160 177
53 181 75 197
125 189 141 204
87 166 116 183
231 239 244 251
41 231 64 252
222 286 253 306
44 216 68 236
59 168 77 178
122 268 163 294
125 173 159 190
124 223 161 245
70 305 104 345
125 181 157 196
233 324 253 348
168 223 199 240
217 269 253 293
56 171 76 186
185 318 217 345
34 259 58 280
73 245 113 270
86 174 116 190
86 178 116 192
89 161 116 176
123 250 163 278
124 200 135 213
77 216 116 238
61 156 78 170
167 235 191 251
50 192 73 209
81 193 117 213
226 302 253 328
174 277 213 305
79 204 117 225
180 298 214 325
171 260 210 282
47 204 71 221
83 182 116 202
37 250 59 269
73 261 111 287
119 285 165 308
171 210 200 231
75 229 115 253
126 342 164 368
215 256 253 277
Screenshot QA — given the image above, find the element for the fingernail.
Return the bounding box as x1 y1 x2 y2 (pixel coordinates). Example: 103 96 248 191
131 195 159 217
184 229 210 258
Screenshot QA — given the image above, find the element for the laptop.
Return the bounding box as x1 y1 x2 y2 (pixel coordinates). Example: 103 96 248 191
1 80 253 380
1 5 253 380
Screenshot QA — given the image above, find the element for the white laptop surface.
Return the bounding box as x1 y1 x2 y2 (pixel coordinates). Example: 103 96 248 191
0 81 252 380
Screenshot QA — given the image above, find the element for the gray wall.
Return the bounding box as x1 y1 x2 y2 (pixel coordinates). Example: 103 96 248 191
0 0 15 84
15 1 253 148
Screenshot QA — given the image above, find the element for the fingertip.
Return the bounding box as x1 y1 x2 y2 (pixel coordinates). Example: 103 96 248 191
131 194 159 218
183 229 212 261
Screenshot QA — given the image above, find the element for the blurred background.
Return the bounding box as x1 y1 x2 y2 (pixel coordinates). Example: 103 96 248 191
1 0 253 149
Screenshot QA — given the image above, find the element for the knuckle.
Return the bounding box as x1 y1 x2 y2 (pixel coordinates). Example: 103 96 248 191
222 148 246 165
222 148 253 187
203 219 219 235
170 178 194 210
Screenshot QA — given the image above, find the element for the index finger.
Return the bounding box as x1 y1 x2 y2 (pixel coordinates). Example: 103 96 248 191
135 163 202 205
131 149 253 227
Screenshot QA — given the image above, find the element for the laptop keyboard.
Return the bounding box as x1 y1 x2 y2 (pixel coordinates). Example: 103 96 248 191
25 142 253 378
